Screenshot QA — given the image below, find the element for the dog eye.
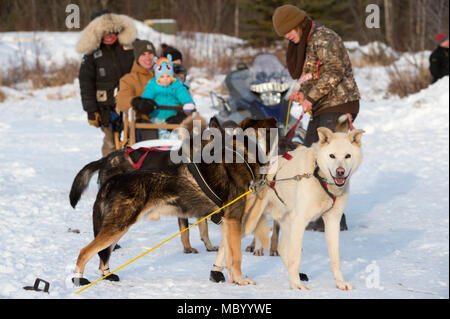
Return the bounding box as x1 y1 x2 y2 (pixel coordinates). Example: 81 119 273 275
345 154 351 159
329 154 335 159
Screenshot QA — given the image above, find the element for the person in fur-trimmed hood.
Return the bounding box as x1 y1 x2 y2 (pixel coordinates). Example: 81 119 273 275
77 10 136 157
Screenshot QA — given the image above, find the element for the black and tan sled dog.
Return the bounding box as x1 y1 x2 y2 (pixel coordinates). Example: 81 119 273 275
69 115 220 254
72 117 280 286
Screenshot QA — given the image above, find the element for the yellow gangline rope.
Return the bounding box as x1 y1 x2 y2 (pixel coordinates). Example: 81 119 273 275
75 189 254 294
284 100 292 136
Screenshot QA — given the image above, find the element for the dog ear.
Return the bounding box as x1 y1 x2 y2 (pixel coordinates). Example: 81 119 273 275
347 129 365 147
262 117 278 129
239 118 258 130
317 127 334 146
208 116 222 129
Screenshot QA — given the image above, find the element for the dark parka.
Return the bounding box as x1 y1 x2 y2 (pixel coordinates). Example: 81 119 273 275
77 13 137 125
429 46 449 83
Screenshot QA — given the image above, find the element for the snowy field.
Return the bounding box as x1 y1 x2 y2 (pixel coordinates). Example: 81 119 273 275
0 27 448 300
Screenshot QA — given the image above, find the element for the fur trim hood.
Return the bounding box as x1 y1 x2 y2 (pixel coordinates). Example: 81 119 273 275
76 13 137 55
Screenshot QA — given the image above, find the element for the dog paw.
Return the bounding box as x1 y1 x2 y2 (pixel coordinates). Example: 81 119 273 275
245 245 254 252
253 248 264 256
270 250 279 256
336 281 353 290
209 271 225 283
184 247 199 254
72 277 90 286
290 282 310 290
234 278 255 286
206 245 219 252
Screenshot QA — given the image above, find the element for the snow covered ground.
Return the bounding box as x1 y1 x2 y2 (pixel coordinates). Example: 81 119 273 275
0 28 448 299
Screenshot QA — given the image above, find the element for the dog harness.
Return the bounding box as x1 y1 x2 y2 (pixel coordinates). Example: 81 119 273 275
186 148 256 225
266 153 336 204
124 146 171 170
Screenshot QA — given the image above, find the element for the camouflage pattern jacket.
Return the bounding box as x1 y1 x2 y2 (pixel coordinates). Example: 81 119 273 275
300 23 360 117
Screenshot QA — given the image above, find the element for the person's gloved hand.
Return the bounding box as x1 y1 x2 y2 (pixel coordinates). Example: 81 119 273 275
166 112 187 124
183 103 195 114
288 91 304 103
131 97 157 115
87 112 101 127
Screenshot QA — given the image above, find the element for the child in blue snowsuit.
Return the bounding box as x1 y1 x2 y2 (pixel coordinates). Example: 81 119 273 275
141 54 195 139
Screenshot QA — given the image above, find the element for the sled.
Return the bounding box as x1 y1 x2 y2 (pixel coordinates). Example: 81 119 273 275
114 105 188 150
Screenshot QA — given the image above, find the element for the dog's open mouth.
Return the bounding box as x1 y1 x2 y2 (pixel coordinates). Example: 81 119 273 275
332 176 347 187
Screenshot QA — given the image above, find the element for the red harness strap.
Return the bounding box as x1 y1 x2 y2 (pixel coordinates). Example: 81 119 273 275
269 153 294 189
124 146 170 170
347 113 355 131
287 113 304 141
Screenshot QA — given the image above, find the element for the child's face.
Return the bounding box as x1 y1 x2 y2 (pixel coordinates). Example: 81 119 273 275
175 73 186 83
158 73 173 86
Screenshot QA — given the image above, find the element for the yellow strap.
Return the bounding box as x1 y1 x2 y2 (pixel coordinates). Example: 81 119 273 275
284 100 292 136
75 189 254 294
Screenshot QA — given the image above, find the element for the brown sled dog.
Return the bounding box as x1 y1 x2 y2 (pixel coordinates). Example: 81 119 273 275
72 117 279 286
69 115 220 254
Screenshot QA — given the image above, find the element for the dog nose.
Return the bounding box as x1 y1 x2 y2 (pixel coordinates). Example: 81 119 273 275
336 167 345 177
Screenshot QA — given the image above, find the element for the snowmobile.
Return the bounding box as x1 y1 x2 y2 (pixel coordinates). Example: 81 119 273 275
210 54 306 142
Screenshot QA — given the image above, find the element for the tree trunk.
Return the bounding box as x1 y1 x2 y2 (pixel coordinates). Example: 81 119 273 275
234 0 240 38
383 0 394 49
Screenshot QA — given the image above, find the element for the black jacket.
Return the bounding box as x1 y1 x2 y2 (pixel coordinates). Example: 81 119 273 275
429 46 449 83
78 41 134 113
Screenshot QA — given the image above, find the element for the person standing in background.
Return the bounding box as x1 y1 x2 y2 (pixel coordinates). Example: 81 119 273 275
272 4 361 231
429 33 449 83
77 10 136 156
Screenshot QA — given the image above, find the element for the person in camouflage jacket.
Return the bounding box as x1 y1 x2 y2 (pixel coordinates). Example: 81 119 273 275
273 4 360 231
273 4 360 147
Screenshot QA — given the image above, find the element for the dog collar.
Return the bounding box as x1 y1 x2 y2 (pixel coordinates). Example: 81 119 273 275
313 166 336 204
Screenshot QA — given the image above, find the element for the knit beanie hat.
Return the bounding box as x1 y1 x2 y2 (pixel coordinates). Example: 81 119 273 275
161 43 183 62
133 39 156 61
154 54 176 84
436 33 448 45
272 4 307 36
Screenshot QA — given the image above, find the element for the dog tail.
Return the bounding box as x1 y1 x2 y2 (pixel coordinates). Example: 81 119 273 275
335 114 351 133
69 158 105 208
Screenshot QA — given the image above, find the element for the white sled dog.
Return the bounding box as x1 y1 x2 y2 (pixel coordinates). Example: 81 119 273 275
214 127 365 290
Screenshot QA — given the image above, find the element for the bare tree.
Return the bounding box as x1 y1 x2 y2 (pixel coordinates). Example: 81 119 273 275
235 0 240 37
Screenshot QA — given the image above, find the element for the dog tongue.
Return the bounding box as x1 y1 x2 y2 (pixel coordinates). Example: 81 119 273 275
335 178 346 185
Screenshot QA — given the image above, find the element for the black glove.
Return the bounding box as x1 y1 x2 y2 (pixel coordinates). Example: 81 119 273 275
166 111 187 124
87 112 100 127
131 97 157 114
